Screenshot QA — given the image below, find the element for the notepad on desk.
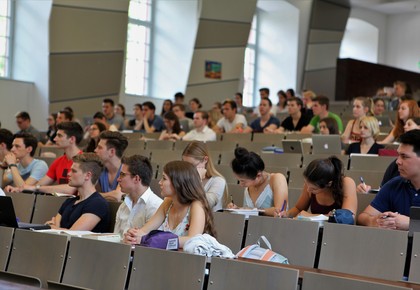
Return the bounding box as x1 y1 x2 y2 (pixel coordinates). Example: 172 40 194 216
225 208 262 218
296 214 329 226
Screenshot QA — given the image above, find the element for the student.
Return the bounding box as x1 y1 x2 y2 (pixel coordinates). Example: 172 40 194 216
280 156 357 218
341 97 373 144
114 155 162 238
403 117 420 132
380 99 420 144
84 122 106 153
182 141 227 211
159 111 185 141
142 101 166 133
182 111 217 142
102 98 124 130
346 116 384 155
3 133 48 188
10 121 84 193
228 147 288 217
45 153 110 233
244 98 280 133
301 95 344 134
319 117 340 135
357 130 420 230
213 99 247 133
160 99 173 117
272 97 310 133
123 161 216 247
0 128 13 168
125 103 143 131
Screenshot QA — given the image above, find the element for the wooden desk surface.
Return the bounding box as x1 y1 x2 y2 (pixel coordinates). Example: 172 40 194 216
237 257 420 290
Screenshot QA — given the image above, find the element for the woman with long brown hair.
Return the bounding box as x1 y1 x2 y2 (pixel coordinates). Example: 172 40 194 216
123 161 216 247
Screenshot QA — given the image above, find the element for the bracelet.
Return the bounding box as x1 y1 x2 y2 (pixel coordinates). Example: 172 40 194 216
8 164 17 169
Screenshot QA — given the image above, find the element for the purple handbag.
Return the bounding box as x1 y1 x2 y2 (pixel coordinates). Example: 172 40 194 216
140 230 179 250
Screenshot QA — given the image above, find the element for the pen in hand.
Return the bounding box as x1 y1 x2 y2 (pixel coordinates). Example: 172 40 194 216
359 176 366 186
280 200 287 212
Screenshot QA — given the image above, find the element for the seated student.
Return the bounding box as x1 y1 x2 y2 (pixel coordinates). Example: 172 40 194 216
3 133 48 188
182 141 227 211
341 97 373 144
243 98 280 133
114 155 162 238
228 147 288 217
123 161 216 247
6 121 84 193
280 156 357 218
159 111 185 141
357 130 420 230
346 116 384 155
271 97 310 133
45 153 110 233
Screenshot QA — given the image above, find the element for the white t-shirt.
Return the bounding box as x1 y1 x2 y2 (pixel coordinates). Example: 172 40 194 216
216 114 247 132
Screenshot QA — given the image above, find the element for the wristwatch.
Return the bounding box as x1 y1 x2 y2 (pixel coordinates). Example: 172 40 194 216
35 184 41 191
8 164 17 169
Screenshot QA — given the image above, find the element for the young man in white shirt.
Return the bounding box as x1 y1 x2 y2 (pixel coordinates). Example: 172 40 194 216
213 99 247 133
114 154 162 238
183 111 216 142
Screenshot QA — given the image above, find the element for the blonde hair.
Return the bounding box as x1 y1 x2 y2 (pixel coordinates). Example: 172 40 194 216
360 116 380 139
182 141 229 206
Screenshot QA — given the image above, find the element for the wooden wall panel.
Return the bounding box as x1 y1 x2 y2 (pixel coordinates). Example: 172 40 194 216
50 52 124 101
195 20 251 48
50 6 128 52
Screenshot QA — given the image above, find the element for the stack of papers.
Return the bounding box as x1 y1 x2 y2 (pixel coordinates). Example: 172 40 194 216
35 229 121 242
297 214 329 226
225 208 261 218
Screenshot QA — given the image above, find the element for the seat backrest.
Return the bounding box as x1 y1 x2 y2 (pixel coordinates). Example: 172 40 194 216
245 216 320 267
128 247 207 290
318 223 408 280
260 153 302 168
215 165 238 184
108 201 122 232
205 141 237 152
288 188 302 209
0 271 42 288
5 192 35 223
47 281 93 290
149 178 162 198
345 170 384 190
145 140 174 150
355 193 376 217
302 154 349 169
0 227 14 271
207 257 299 290
228 184 244 207
214 212 246 253
288 168 305 189
7 230 68 287
349 155 395 171
62 237 131 290
302 272 412 290
409 232 420 283
252 133 285 143
149 149 182 164
222 133 252 143
31 195 69 224
39 147 64 158
219 150 235 165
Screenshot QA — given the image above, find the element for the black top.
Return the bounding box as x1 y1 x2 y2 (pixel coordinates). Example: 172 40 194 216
346 142 384 155
280 114 311 131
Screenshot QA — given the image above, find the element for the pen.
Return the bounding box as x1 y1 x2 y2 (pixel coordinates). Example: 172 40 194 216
280 200 287 212
359 176 366 185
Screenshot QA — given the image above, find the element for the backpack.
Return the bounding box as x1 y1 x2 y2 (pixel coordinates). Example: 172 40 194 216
236 236 289 264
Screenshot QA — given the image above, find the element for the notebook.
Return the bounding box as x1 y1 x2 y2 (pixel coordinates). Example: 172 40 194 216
312 135 342 155
0 196 50 230
409 206 420 237
282 140 303 154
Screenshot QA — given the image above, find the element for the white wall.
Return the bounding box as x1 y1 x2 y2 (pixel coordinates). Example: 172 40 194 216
120 0 199 113
340 18 379 63
255 0 299 105
0 79 34 131
12 0 51 131
386 12 420 73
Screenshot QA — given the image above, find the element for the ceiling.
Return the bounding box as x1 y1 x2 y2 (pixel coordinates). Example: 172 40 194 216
349 0 420 14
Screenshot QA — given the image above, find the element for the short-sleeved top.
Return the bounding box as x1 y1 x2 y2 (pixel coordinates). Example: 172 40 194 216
6 159 48 185
216 114 247 132
243 176 274 209
114 187 163 237
280 115 311 132
371 176 420 216
310 193 341 214
59 192 110 233
97 165 122 193
159 203 191 237
309 112 344 134
17 125 41 142
346 142 384 155
47 152 82 184
204 176 226 212
182 126 217 142
107 114 125 130
142 115 165 132
250 116 280 133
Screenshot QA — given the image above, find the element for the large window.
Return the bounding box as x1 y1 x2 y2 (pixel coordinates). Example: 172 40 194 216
0 0 12 77
243 14 257 106
124 0 152 96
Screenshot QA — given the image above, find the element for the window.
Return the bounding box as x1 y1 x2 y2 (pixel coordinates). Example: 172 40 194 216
0 0 13 77
124 0 152 96
243 14 257 106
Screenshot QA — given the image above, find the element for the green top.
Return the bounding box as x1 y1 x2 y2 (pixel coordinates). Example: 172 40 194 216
309 112 344 134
